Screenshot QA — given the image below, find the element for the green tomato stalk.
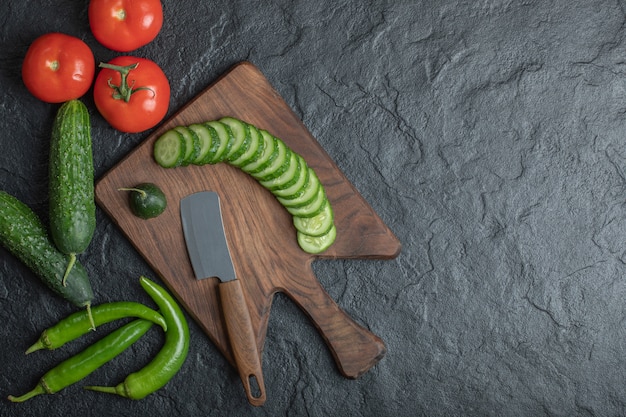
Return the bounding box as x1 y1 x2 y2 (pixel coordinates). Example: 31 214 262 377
98 62 154 102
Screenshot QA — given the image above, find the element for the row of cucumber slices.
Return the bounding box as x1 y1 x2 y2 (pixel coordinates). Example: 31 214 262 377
152 117 336 254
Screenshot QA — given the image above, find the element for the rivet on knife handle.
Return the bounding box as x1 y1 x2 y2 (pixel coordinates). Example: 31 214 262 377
219 280 266 406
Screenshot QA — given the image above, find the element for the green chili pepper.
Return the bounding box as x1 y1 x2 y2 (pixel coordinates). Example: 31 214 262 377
8 319 153 403
26 301 167 354
85 276 189 399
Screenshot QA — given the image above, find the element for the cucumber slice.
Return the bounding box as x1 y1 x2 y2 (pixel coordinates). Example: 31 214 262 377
205 121 231 163
203 123 223 164
260 151 300 191
287 186 327 217
261 155 292 182
153 130 186 168
273 156 310 198
251 138 291 181
230 123 263 167
174 126 201 166
277 168 320 206
220 117 251 162
188 123 218 165
241 130 278 174
293 201 334 237
152 117 338 254
297 225 336 254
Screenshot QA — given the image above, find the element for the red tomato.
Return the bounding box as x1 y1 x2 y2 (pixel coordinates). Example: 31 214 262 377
21 33 95 103
88 0 163 52
93 56 170 133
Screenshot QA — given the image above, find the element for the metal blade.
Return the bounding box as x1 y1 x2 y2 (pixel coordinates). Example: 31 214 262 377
180 191 237 282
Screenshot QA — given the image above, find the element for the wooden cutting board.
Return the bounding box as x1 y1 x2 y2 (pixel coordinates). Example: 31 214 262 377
95 62 401 381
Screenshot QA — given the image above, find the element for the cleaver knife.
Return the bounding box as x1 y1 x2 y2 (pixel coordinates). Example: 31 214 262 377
180 191 266 406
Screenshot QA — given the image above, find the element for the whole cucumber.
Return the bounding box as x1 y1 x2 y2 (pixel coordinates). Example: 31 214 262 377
0 191 94 309
48 100 96 281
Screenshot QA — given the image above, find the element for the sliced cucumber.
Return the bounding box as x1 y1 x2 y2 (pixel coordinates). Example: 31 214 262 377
277 168 321 207
203 123 224 164
297 225 336 254
251 138 291 181
293 201 334 237
174 126 200 166
153 130 186 168
273 156 310 198
205 121 232 163
230 123 263 168
260 151 300 191
220 117 251 162
241 130 278 174
287 186 327 218
187 123 217 165
153 117 337 254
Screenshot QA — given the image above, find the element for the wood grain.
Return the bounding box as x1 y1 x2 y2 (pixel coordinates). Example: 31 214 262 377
219 279 266 406
95 62 401 387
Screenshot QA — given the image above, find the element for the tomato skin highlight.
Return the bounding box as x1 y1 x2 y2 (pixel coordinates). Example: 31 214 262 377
93 56 170 133
21 33 95 103
88 0 163 52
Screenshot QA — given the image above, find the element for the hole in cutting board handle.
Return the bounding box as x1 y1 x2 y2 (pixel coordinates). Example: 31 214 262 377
248 374 262 399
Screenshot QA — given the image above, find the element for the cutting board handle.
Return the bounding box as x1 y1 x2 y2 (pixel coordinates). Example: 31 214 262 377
287 273 386 378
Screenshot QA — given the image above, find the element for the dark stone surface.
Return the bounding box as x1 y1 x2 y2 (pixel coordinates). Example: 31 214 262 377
2 0 626 416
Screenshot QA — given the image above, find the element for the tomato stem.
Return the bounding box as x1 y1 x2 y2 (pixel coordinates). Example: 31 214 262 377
98 62 154 103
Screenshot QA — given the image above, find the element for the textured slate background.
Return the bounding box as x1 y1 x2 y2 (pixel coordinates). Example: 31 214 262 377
2 0 626 416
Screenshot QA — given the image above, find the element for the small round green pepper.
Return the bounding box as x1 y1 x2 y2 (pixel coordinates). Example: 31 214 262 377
119 183 167 219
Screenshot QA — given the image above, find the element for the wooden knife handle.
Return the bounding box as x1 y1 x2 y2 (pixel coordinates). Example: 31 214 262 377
219 279 266 406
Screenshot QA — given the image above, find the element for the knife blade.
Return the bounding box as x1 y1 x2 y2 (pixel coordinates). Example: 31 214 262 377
180 191 266 406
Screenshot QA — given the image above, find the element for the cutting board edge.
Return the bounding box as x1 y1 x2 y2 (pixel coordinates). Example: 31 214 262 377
95 60 402 261
93 61 399 381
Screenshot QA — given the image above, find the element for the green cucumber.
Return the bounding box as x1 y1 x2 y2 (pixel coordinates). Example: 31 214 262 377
297 225 337 254
152 117 337 254
241 131 278 174
276 168 321 207
153 129 186 168
205 121 232 163
273 156 309 198
293 201 334 237
251 138 292 182
287 186 327 218
260 152 301 192
230 123 263 168
48 100 96 284
118 183 167 219
174 126 200 166
188 123 219 165
0 191 94 312
220 117 251 162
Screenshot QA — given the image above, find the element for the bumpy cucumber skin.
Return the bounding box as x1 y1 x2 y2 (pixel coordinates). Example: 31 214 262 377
48 100 96 256
0 191 93 308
